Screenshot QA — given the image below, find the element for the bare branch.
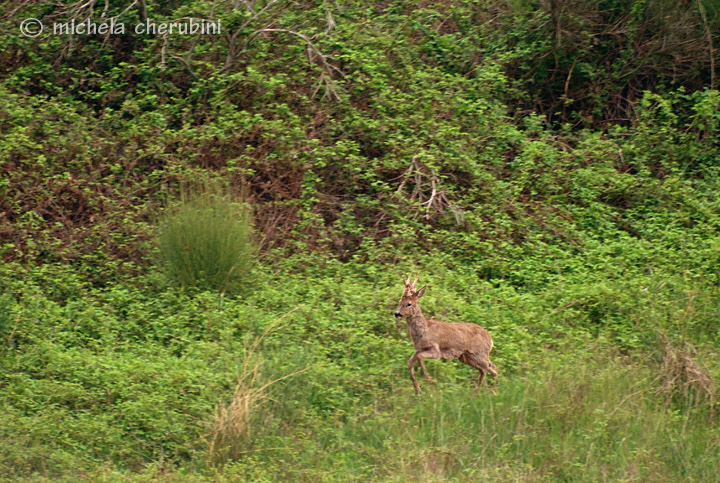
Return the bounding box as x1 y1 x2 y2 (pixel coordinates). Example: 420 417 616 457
395 157 461 223
221 0 283 73
324 0 336 34
254 28 346 78
696 0 715 90
6 0 32 18
250 28 346 100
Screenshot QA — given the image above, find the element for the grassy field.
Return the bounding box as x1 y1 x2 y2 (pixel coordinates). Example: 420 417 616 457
1 259 718 481
2 0 720 480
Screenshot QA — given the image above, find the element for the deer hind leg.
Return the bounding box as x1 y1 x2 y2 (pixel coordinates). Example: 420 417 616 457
462 353 495 388
486 361 498 394
487 361 498 380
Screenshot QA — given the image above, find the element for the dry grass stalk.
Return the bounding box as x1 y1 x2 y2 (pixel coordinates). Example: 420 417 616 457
206 307 308 464
660 340 716 414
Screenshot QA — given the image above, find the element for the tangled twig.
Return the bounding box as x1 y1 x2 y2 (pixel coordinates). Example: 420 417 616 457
395 157 463 223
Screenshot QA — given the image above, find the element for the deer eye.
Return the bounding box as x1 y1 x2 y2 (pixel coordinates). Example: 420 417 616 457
406 303 412 306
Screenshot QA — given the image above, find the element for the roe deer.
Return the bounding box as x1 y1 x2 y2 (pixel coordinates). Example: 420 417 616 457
394 274 497 394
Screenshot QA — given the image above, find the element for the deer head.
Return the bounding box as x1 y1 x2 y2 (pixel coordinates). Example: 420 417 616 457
394 274 427 319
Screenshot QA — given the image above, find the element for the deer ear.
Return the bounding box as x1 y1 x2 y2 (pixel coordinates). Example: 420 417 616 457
415 286 427 298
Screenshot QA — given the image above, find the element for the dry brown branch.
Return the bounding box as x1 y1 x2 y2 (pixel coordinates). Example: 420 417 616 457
250 28 347 101
53 0 138 23
395 157 462 223
324 0 336 34
6 0 32 18
222 0 283 72
696 0 715 89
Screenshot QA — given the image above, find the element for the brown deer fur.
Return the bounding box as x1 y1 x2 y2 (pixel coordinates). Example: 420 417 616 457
394 274 497 394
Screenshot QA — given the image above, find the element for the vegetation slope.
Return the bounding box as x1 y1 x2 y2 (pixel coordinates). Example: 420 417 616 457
1 0 719 480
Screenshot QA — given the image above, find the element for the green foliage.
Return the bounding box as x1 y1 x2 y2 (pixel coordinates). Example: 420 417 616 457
492 0 720 126
1 260 719 479
156 184 256 295
267 353 716 481
2 0 718 266
1 0 719 479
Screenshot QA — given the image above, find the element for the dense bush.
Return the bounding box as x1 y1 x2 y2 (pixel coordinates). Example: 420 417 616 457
1 1 718 267
156 184 256 295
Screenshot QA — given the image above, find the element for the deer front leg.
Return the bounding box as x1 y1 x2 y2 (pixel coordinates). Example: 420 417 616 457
417 358 435 383
408 354 423 394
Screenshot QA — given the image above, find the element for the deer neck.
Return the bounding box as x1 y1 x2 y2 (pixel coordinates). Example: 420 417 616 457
406 305 428 342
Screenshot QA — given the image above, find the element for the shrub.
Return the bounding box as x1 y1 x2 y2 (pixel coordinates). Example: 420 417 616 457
156 184 256 295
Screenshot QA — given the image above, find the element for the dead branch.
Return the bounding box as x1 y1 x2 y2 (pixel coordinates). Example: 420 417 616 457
696 0 715 90
395 157 463 223
222 0 283 72
250 28 346 101
324 0 336 34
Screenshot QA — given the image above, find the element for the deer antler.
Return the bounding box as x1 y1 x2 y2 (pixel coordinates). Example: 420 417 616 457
405 274 418 289
404 274 419 294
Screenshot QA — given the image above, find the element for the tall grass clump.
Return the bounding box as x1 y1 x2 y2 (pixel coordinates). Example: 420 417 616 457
660 338 717 415
156 184 256 295
206 308 307 466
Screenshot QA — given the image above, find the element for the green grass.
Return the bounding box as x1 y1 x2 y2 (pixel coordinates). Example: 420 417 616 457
1 261 718 481
209 353 718 482
1 0 719 479
4 351 715 481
